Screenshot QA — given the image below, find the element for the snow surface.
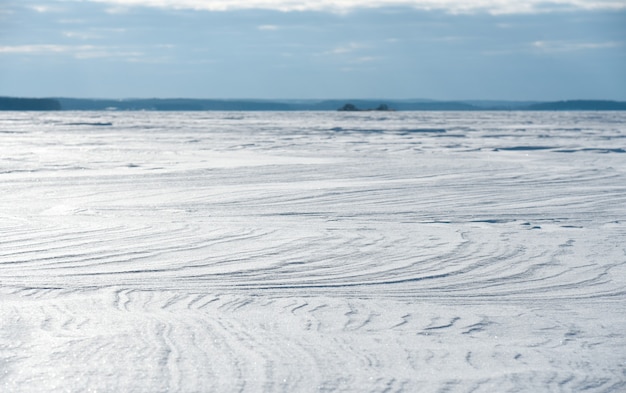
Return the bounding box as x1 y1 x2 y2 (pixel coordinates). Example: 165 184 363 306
1 111 625 392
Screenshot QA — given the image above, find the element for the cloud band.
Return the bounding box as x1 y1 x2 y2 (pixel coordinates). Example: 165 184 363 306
80 0 626 14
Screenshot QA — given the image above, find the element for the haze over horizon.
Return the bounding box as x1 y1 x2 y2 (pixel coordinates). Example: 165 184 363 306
1 0 625 101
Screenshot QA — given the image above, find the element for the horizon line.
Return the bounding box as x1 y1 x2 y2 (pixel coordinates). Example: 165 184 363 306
4 96 626 103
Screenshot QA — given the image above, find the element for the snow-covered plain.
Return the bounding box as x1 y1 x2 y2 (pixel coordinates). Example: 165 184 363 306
1 111 625 392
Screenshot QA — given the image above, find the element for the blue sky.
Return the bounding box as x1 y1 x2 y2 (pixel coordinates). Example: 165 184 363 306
1 0 625 100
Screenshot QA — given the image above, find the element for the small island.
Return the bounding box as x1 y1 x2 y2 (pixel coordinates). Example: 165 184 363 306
338 103 395 112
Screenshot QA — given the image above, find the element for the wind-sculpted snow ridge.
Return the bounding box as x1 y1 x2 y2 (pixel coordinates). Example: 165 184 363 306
1 111 625 392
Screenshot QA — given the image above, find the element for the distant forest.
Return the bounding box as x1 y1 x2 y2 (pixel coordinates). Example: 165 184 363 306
0 97 61 111
1 97 626 111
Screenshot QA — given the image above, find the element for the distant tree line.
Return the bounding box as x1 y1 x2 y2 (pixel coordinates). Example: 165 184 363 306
1 97 626 111
0 97 61 111
525 100 626 111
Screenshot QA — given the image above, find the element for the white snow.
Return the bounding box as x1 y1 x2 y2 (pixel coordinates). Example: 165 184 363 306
1 111 625 392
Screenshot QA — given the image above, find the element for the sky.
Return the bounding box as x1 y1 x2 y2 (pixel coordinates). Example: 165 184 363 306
0 0 625 100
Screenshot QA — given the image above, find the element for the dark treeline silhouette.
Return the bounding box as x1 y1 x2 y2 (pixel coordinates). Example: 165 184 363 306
1 97 625 111
56 98 292 111
0 97 61 111
526 100 626 111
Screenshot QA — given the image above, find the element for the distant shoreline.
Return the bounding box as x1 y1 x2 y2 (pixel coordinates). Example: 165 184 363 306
2 97 626 111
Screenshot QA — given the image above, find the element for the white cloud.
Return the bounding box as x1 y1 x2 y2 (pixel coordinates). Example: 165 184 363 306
63 31 103 40
0 44 146 61
325 42 366 55
258 24 280 31
0 44 80 54
104 6 133 14
79 0 626 14
29 5 56 13
532 40 623 52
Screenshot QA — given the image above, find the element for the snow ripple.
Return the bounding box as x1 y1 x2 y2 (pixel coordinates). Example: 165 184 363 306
1 111 625 392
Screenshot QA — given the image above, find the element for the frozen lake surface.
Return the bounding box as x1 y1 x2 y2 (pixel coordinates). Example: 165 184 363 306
1 111 625 392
